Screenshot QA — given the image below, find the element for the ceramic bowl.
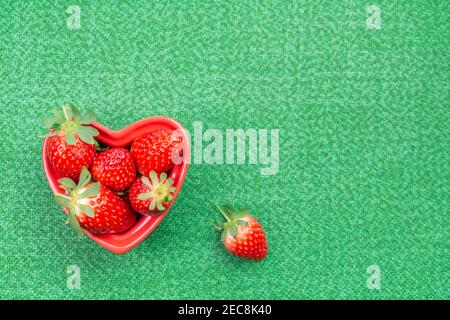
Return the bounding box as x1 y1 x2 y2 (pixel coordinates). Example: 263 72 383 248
42 116 190 254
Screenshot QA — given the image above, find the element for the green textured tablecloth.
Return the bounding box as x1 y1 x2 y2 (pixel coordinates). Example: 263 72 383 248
0 1 448 299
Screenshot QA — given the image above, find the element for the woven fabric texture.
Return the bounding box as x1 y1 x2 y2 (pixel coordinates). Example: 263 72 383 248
0 1 448 299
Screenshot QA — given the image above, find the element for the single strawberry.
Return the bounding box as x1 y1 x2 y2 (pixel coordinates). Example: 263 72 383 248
213 204 268 260
54 167 136 235
43 103 99 181
128 171 176 215
91 148 137 191
130 129 183 175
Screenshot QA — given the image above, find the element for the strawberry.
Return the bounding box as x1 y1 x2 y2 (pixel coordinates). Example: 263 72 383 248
91 148 137 191
128 171 176 215
130 129 182 175
54 167 136 235
43 103 99 180
214 204 268 260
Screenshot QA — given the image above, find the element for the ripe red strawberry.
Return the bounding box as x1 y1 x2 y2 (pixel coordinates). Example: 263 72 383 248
54 167 136 235
128 171 176 215
130 129 183 175
214 204 268 260
91 148 137 191
43 103 99 181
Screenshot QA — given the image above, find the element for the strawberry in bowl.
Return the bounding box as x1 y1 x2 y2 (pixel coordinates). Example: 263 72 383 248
43 103 98 181
91 148 137 192
128 171 177 215
55 167 136 235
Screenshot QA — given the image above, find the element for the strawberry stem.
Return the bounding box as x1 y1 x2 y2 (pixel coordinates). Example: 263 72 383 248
62 104 71 121
214 203 231 222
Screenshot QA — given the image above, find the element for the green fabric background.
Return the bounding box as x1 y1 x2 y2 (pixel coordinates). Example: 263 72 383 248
0 0 448 299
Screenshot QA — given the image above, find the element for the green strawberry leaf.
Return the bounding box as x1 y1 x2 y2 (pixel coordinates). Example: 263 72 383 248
159 172 168 181
67 103 81 120
79 182 99 198
221 230 227 242
65 131 77 145
138 193 152 201
80 109 96 125
141 176 151 187
41 131 59 138
54 194 70 207
68 210 84 237
239 208 249 216
79 204 94 218
77 167 91 188
43 117 56 128
156 201 165 211
229 224 238 238
213 221 224 230
77 125 96 144
236 219 248 227
84 126 100 137
149 171 159 185
51 107 64 124
58 177 77 192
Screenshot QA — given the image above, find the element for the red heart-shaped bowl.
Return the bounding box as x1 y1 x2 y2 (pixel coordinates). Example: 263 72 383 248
42 116 190 254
